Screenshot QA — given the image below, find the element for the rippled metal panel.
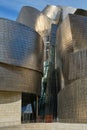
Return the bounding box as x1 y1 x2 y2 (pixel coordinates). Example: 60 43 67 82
74 9 87 16
62 49 87 85
56 14 87 56
0 18 43 73
42 5 62 24
17 6 51 37
56 15 72 57
70 14 87 51
0 63 42 95
61 6 76 20
58 79 87 123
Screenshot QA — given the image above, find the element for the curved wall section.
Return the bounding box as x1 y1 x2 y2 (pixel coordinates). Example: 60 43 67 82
0 18 43 95
56 15 72 57
62 49 87 85
56 14 87 56
17 6 51 37
0 63 41 95
0 18 43 72
42 5 62 24
58 79 87 123
61 6 76 20
74 9 87 17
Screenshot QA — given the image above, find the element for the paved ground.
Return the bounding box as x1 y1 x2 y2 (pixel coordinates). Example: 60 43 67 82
0 123 87 130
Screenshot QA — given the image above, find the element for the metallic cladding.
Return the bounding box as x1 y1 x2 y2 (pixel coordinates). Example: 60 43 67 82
61 6 76 20
58 79 87 123
70 14 87 51
56 14 87 56
56 14 87 87
63 49 87 85
55 18 66 90
0 18 43 73
17 6 51 37
56 15 72 58
74 9 87 17
42 5 62 24
0 63 42 95
0 18 43 95
56 13 87 123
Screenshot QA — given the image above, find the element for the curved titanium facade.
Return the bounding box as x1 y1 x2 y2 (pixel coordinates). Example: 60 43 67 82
0 63 42 95
61 6 76 20
56 14 87 57
56 13 87 123
58 79 87 123
0 18 43 72
17 6 51 37
42 5 62 24
56 14 72 57
0 18 43 95
63 49 87 85
74 9 87 17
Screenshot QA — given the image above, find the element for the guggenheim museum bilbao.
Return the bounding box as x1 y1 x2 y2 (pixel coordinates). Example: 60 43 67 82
0 4 87 127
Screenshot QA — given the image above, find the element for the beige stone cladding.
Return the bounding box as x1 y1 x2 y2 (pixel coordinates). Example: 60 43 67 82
0 91 21 127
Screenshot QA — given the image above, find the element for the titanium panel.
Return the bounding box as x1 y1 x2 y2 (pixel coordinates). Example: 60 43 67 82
70 14 87 51
56 15 72 57
0 63 42 95
74 9 87 17
0 18 43 73
58 79 87 123
61 6 76 20
42 5 62 24
17 6 51 37
56 14 87 56
62 49 87 84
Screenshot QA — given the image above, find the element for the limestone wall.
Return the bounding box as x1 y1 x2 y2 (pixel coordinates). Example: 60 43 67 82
0 91 21 127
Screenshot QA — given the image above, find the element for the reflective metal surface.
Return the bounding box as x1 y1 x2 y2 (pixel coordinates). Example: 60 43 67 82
17 6 51 37
42 5 76 23
0 18 44 95
56 15 72 58
0 63 42 95
56 14 87 56
63 49 87 85
74 8 87 16
61 6 76 20
56 13 87 123
42 5 62 24
58 79 87 123
0 18 43 73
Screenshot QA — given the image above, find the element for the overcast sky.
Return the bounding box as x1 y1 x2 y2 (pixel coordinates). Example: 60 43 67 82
0 0 87 20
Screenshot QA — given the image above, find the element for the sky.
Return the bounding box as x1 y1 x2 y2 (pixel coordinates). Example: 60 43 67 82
0 0 87 20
